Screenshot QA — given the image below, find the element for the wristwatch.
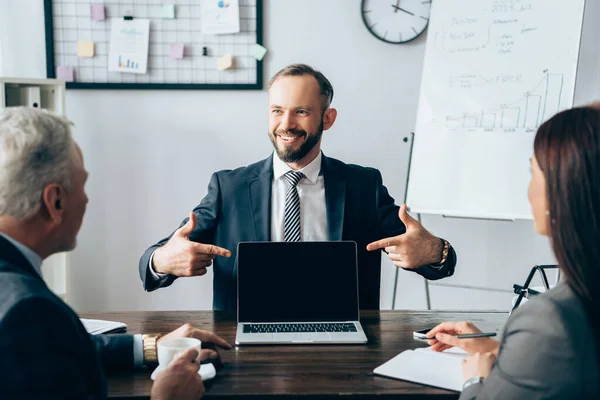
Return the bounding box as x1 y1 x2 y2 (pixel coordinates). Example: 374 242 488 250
142 333 161 366
462 375 485 390
431 238 450 267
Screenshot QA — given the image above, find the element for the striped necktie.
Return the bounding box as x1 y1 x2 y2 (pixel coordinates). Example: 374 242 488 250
283 170 305 242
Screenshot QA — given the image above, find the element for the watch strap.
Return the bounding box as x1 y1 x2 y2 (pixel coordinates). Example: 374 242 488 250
462 375 484 390
431 238 450 267
142 333 161 366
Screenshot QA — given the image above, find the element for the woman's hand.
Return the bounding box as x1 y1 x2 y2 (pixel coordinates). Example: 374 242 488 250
462 352 496 380
426 321 499 355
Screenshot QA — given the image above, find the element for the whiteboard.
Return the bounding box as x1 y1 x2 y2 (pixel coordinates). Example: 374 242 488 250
407 0 585 220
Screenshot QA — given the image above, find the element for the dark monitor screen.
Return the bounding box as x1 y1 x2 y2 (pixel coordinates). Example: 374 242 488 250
237 241 359 323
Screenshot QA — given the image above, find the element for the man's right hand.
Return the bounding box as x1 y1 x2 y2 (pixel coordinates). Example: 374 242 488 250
152 212 231 276
151 348 204 400
426 321 500 355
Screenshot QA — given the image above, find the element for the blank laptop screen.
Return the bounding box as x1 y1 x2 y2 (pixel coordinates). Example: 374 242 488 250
237 241 359 323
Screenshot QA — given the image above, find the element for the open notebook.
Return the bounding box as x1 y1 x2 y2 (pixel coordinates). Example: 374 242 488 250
373 347 467 392
80 318 127 335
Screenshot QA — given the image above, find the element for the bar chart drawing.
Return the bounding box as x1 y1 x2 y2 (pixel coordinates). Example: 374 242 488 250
481 113 496 128
443 73 564 130
524 95 542 129
410 0 584 220
541 74 564 123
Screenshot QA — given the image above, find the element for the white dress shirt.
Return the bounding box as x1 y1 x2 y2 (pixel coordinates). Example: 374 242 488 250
0 233 143 366
271 151 328 241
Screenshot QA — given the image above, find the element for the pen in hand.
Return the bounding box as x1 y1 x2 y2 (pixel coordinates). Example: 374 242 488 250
454 332 497 339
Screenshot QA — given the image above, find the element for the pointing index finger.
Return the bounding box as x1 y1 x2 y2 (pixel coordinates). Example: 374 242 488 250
366 238 391 251
192 243 232 258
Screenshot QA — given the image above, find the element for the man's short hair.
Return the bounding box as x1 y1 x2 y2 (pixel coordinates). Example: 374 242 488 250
268 64 334 111
0 107 74 218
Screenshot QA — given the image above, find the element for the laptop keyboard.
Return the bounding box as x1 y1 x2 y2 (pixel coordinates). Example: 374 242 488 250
243 323 357 333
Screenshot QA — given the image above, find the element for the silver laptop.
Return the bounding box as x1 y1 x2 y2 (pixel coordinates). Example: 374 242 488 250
235 241 368 345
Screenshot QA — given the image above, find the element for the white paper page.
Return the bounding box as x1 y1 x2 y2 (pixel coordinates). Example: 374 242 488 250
374 350 464 392
201 0 240 35
108 19 150 74
415 346 468 359
80 318 127 335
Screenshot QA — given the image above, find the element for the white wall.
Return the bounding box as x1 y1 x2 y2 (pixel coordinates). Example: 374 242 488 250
1 0 599 313
0 0 46 79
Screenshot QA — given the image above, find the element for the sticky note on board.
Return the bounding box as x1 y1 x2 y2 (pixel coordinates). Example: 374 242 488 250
90 4 105 21
252 44 267 61
161 4 176 18
169 43 184 59
77 41 95 57
217 54 233 71
56 66 74 82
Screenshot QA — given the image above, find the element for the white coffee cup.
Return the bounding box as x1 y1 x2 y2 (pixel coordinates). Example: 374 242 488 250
157 337 202 367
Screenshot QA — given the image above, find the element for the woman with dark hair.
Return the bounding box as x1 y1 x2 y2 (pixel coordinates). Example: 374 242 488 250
425 105 600 399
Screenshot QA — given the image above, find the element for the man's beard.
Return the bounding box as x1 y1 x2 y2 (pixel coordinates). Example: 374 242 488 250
269 119 324 163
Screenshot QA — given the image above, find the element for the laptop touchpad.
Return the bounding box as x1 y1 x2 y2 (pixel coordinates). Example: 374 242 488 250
275 333 330 342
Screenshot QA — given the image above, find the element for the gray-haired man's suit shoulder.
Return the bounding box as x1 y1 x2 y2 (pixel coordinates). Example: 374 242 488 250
460 283 599 399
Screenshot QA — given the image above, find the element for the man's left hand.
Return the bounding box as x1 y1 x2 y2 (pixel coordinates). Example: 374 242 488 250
366 204 443 269
160 324 232 363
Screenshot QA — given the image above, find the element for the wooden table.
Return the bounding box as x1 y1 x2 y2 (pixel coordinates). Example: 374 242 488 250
81 311 508 399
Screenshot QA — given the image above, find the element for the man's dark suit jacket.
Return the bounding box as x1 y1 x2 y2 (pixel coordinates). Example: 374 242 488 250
0 235 134 399
140 154 456 311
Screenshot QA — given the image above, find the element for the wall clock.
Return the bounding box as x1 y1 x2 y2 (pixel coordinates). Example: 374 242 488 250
361 0 431 44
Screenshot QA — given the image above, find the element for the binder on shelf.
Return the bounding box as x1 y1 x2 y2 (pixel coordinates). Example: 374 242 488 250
22 87 41 108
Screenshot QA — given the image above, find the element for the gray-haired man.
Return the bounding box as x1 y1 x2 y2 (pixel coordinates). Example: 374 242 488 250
0 107 229 399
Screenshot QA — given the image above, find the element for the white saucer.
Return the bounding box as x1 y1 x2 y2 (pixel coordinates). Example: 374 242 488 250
150 362 217 381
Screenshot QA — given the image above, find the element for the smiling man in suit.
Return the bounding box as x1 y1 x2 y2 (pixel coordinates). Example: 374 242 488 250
140 64 457 311
0 107 230 399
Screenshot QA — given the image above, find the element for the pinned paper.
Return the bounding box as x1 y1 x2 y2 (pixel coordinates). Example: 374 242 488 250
201 0 240 34
77 41 95 57
169 43 184 59
108 19 150 74
161 4 175 19
56 66 74 82
90 4 105 21
216 54 233 71
252 43 267 61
